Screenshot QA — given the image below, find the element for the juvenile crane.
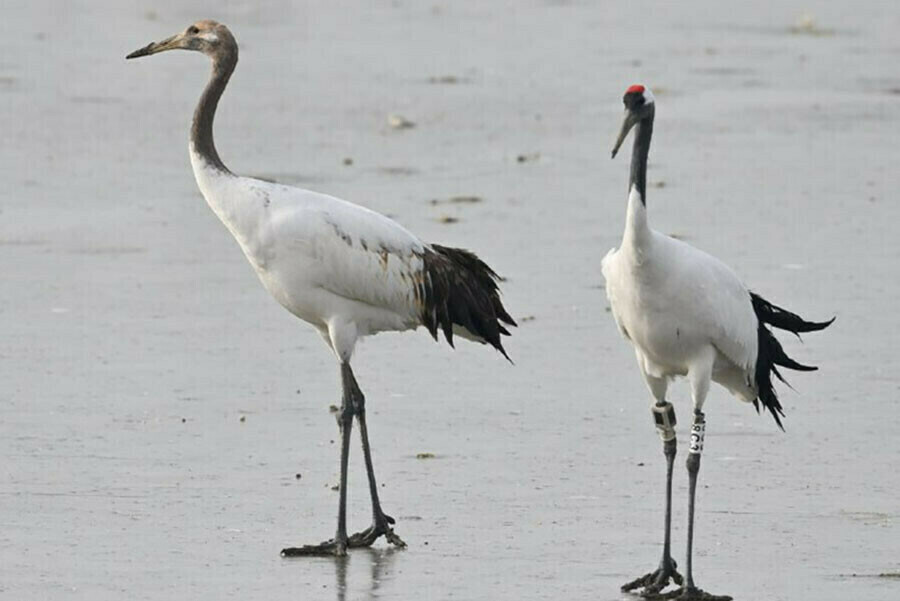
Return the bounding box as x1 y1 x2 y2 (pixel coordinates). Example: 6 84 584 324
602 85 832 600
126 21 514 557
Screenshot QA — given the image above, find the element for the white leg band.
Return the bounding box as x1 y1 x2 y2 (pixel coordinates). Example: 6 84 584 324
689 415 706 455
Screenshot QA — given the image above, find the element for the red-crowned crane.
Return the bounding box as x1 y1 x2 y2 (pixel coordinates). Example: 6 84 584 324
126 20 515 558
602 84 833 600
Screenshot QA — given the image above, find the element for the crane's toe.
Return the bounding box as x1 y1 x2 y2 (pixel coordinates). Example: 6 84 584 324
281 538 348 558
668 586 732 601
621 558 683 598
348 514 406 549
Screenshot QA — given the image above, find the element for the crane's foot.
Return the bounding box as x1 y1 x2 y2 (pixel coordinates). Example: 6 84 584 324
621 557 683 598
665 586 732 601
281 537 348 558
348 513 406 549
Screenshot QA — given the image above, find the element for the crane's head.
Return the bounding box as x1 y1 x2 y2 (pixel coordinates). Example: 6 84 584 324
126 20 235 61
611 84 655 159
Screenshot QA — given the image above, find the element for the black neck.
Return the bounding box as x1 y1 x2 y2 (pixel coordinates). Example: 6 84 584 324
191 46 237 174
629 108 654 204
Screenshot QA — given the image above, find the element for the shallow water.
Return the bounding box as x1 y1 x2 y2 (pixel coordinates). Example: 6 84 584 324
1 1 898 600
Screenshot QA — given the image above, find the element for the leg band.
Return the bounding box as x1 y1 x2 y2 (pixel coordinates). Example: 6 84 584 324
652 402 677 442
689 412 706 455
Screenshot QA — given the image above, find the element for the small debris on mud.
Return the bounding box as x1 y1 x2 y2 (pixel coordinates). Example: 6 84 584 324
516 152 540 163
388 114 416 129
430 196 483 205
428 75 467 84
239 415 246 423
520 315 536 323
329 404 339 413
378 166 418 176
436 215 459 224
416 452 436 459
342 157 353 166
789 14 835 36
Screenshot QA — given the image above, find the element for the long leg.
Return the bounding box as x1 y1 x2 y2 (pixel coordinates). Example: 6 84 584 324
670 354 731 601
622 373 683 596
281 363 356 557
343 363 406 548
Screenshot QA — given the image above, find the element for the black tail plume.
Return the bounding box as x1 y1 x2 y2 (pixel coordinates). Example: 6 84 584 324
421 244 516 360
751 292 834 429
750 293 834 338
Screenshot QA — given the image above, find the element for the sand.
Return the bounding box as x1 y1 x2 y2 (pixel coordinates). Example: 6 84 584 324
1 1 898 599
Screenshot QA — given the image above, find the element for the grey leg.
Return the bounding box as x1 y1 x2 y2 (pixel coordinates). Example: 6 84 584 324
281 363 356 557
622 401 683 597
343 363 406 549
670 411 732 601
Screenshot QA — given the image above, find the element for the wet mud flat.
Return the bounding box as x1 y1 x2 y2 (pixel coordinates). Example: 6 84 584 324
1 1 899 600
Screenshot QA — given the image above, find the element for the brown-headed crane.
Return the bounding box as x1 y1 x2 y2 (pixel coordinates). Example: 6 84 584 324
127 20 514 557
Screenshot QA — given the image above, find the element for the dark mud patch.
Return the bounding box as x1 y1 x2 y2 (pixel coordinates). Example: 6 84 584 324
69 246 146 256
426 75 471 85
69 95 124 105
378 166 419 176
0 238 48 246
429 196 483 205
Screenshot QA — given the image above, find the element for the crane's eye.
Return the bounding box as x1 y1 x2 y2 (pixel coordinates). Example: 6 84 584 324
187 25 200 35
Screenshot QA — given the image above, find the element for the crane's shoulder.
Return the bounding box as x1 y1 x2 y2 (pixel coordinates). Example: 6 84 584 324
601 234 758 370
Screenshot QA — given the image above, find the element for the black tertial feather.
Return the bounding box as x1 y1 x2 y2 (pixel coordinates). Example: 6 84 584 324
750 292 834 429
421 244 516 360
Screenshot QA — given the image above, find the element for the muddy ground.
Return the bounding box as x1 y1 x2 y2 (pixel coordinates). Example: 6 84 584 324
1 1 898 599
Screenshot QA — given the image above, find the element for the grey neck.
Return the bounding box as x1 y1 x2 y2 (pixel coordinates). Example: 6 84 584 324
629 108 654 204
191 45 238 174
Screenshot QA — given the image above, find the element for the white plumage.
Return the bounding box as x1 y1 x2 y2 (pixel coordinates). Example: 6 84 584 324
601 187 759 409
191 151 428 362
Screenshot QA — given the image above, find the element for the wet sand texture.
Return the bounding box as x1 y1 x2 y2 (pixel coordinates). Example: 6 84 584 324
1 1 899 600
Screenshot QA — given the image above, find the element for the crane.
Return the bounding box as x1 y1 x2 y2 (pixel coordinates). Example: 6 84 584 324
602 84 832 600
126 20 515 557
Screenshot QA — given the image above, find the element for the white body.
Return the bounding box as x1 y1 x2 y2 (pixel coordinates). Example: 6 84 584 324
190 146 428 362
601 186 759 410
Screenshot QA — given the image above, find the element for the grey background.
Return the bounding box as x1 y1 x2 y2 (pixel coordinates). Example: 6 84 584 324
1 1 897 599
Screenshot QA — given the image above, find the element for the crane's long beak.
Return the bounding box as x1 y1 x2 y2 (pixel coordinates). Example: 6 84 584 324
126 34 181 59
611 110 638 159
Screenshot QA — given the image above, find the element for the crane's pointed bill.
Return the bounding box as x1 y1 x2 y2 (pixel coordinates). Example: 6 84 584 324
611 111 638 159
126 35 179 59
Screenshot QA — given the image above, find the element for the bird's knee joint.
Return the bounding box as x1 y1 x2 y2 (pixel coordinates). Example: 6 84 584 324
686 452 701 474
663 437 677 458
652 401 677 443
336 403 355 425
353 390 366 414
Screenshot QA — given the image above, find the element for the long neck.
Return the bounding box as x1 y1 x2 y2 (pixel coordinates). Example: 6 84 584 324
623 110 654 250
191 47 237 174
629 112 653 203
